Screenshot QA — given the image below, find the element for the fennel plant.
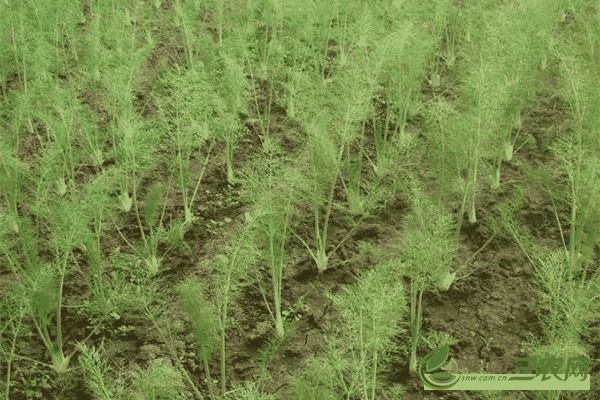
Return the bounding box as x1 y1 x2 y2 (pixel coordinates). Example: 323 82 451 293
326 259 407 399
178 277 219 399
400 187 458 372
155 62 217 227
215 46 250 184
209 225 258 396
254 175 295 338
17 198 94 374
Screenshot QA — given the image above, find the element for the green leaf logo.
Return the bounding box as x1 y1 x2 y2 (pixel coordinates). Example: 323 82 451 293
430 372 455 383
426 344 450 372
418 344 460 390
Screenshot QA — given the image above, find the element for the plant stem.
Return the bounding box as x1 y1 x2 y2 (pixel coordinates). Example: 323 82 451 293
187 139 214 224
468 155 478 223
56 262 65 365
316 145 344 272
409 279 416 371
569 178 577 274
131 173 148 250
31 307 68 373
455 233 496 281
360 312 367 400
217 0 223 48
544 186 568 253
218 270 231 396
203 357 216 400
492 160 501 189
226 139 234 184
330 213 366 258
372 350 377 400
409 285 423 372
215 228 248 396
270 231 284 337
456 185 467 241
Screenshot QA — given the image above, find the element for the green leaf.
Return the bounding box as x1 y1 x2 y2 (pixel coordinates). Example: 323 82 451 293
120 192 132 212
438 271 456 291
19 216 40 272
178 278 217 362
443 358 459 373
426 344 450 372
430 371 455 382
144 182 164 230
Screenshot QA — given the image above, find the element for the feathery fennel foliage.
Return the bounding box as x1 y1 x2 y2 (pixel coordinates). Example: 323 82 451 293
178 277 218 399
326 263 406 399
77 343 114 400
240 149 303 338
518 11 600 370
155 61 216 226
215 43 250 184
400 186 458 372
206 224 259 396
254 180 294 338
293 251 406 400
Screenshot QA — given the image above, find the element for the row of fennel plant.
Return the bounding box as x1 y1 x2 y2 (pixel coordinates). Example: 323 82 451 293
218 0 443 277
0 158 167 381
288 178 459 398
284 11 386 272
76 213 261 400
84 247 289 400
174 0 252 185
1 204 94 375
525 3 600 373
0 0 179 386
426 0 558 226
0 0 259 396
368 0 449 179
485 9 600 375
0 50 115 378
